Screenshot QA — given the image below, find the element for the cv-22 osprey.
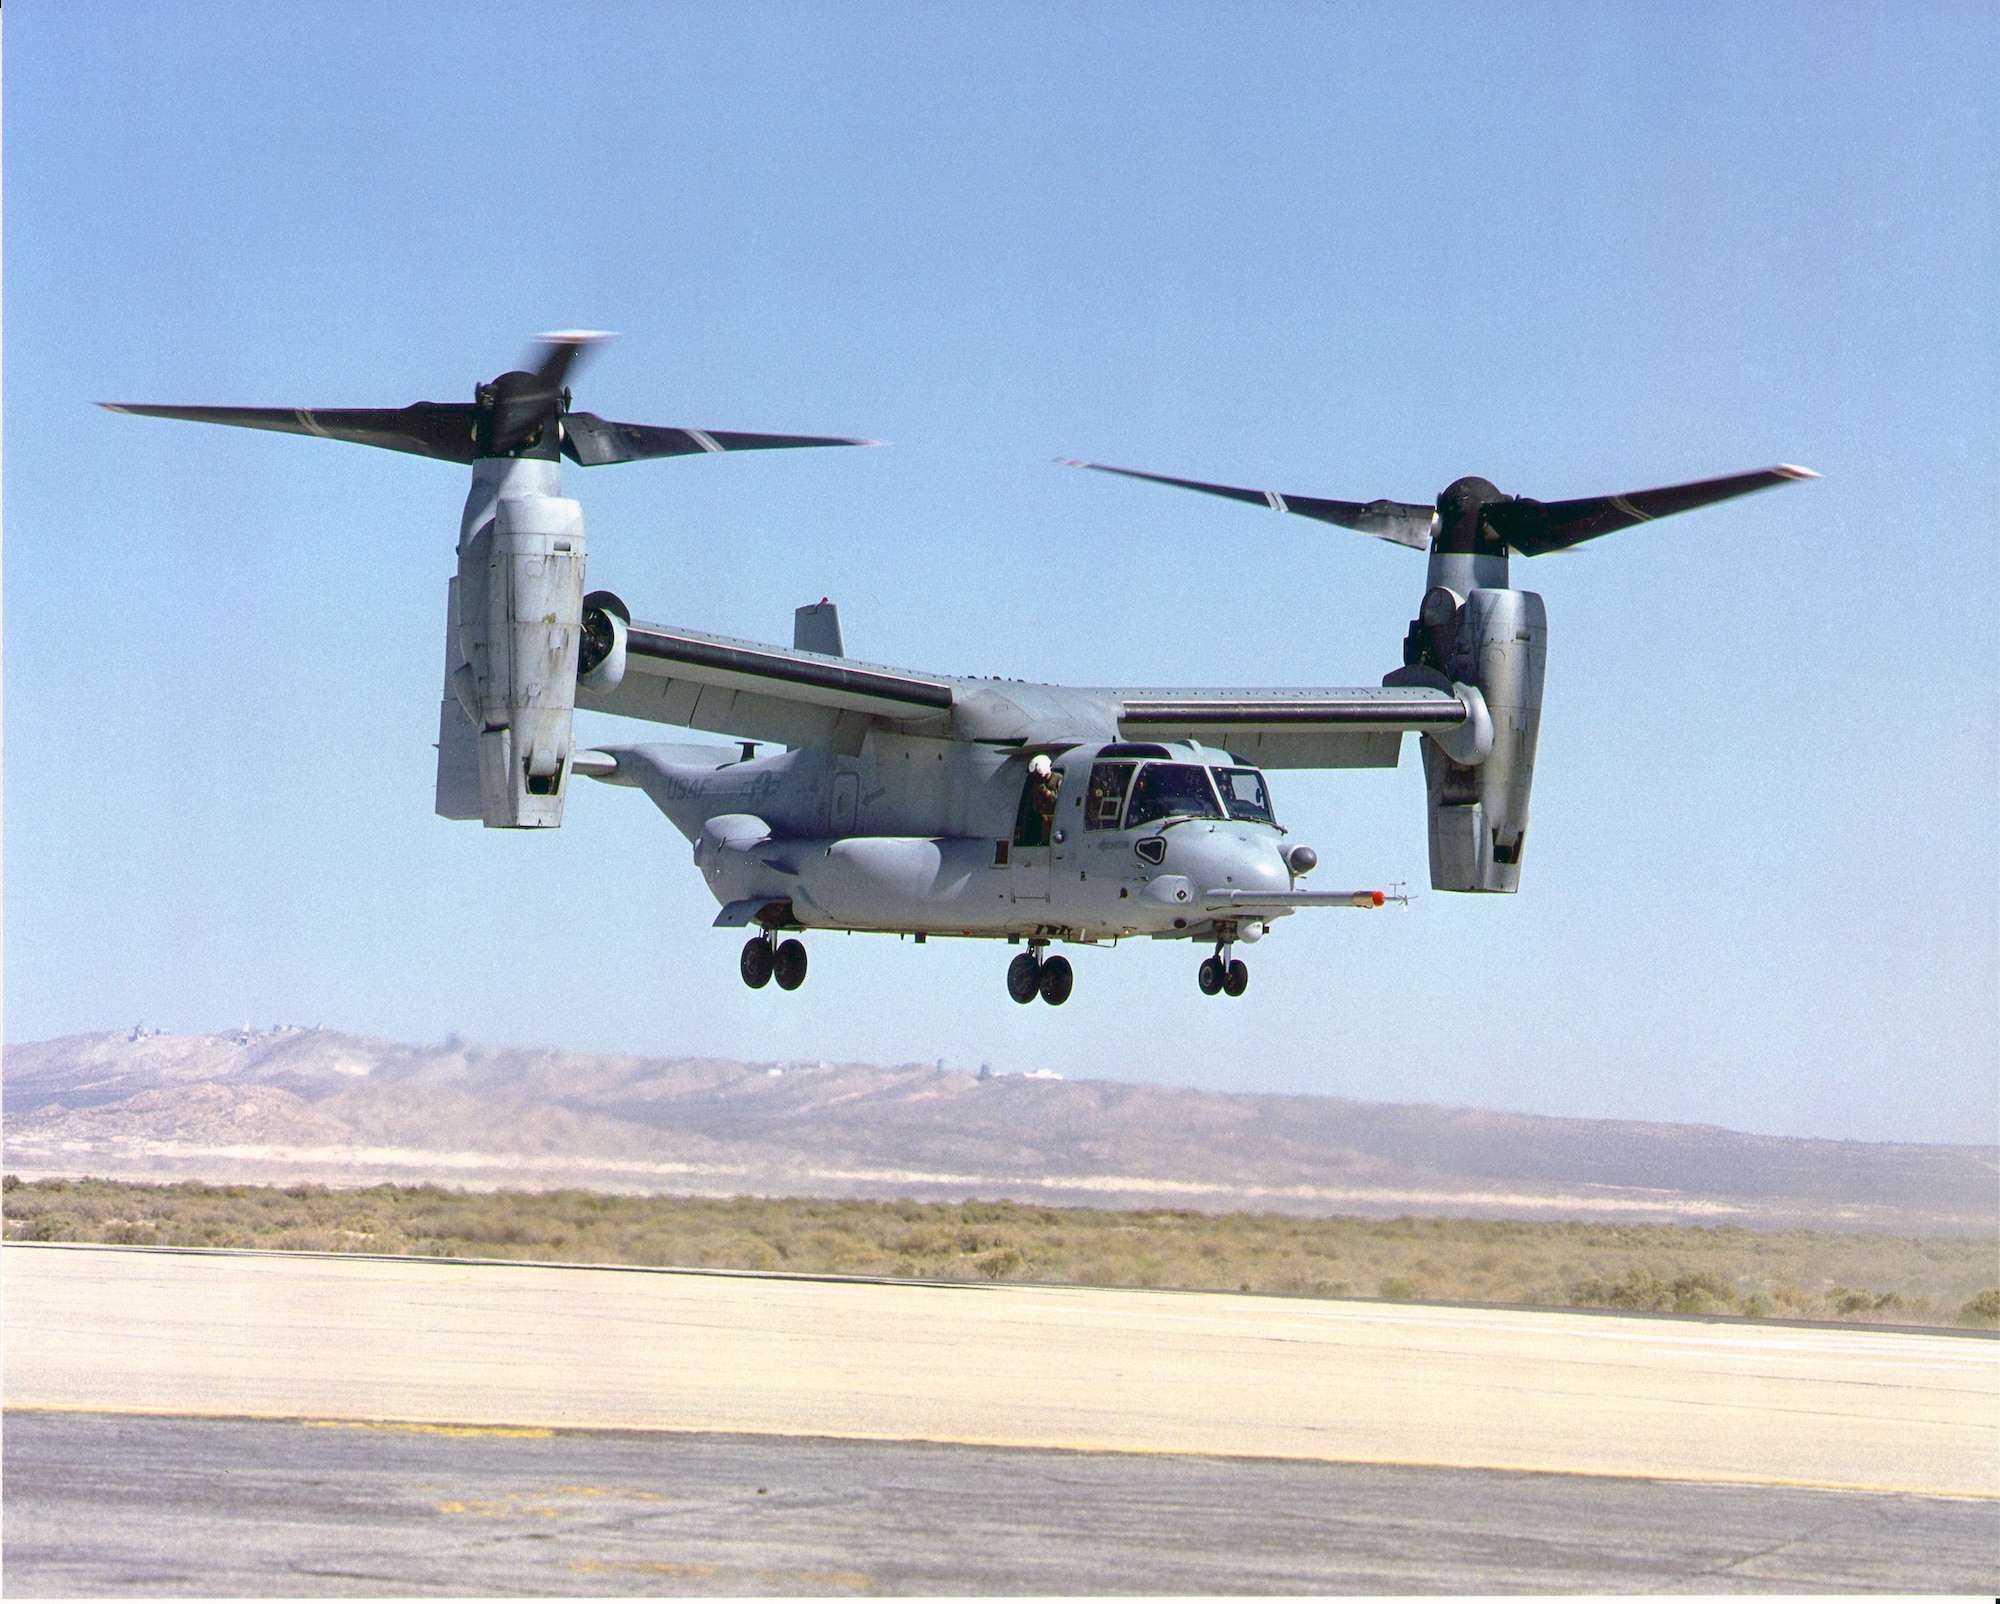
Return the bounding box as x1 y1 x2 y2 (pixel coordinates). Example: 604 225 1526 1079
106 335 1813 1005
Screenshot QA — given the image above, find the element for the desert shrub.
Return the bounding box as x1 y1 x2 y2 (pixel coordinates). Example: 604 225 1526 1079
1670 1272 1739 1314
0 1179 1985 1328
1570 1269 1670 1311
1961 1289 2000 1328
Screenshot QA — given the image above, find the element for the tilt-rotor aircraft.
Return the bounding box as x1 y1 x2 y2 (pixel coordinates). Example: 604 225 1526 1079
107 335 1813 1005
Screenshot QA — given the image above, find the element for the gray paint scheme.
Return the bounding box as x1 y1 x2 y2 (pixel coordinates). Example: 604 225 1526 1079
586 737 1394 947
425 453 1548 979
112 344 1811 987
580 620 1466 768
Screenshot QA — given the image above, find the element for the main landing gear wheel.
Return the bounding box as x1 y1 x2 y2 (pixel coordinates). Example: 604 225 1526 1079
772 938 808 991
740 937 774 989
1007 952 1041 1004
1199 953 1250 997
1037 954 1074 1006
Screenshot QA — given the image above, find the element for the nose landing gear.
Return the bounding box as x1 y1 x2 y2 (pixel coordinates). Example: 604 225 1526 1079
1199 944 1249 997
1006 942 1074 1005
741 934 809 991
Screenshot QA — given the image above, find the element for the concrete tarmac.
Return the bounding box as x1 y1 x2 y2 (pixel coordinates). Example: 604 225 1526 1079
6 1243 1994 1496
6 1410 1996 1595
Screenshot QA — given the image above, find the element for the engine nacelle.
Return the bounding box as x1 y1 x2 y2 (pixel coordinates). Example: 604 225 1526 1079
1400 585 1547 892
439 458 587 828
578 590 629 694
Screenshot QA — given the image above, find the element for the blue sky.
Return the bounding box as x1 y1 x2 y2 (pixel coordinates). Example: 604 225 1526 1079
6 1 1994 1144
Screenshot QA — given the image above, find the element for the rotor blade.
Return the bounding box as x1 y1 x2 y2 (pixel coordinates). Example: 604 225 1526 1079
97 402 480 463
1484 465 1818 555
1060 460 1435 549
530 330 613 390
561 413 877 467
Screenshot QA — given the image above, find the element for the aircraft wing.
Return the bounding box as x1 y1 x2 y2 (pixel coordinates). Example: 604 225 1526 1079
580 619 957 754
581 616 1470 767
1109 685 1468 768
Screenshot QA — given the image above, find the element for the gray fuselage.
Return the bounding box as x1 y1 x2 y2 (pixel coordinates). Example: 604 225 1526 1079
596 735 1299 944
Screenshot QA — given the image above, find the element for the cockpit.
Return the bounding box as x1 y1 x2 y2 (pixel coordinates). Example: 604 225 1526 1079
1080 744 1277 832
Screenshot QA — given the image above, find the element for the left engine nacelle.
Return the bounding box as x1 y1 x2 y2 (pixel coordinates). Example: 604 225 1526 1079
436 469 587 828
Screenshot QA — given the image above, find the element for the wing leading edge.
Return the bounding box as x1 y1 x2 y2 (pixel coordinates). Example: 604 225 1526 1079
1112 686 1465 768
582 620 1468 769
580 620 958 755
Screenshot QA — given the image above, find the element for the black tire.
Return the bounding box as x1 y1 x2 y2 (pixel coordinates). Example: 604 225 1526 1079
773 938 808 991
1198 956 1224 995
1038 954 1074 1005
1223 958 1249 997
1007 952 1041 1004
740 937 773 989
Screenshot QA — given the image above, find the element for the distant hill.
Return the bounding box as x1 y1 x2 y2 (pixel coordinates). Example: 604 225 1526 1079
5 1029 1993 1235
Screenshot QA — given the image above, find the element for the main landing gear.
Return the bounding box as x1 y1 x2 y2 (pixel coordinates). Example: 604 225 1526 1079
1007 943 1073 1006
741 934 808 991
1197 946 1249 998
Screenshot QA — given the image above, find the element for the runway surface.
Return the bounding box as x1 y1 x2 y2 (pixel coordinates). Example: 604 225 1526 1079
6 1242 1994 1494
7 1409 1995 1596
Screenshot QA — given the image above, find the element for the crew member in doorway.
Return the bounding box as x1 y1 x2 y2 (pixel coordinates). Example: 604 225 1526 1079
1029 753 1063 824
1013 753 1065 850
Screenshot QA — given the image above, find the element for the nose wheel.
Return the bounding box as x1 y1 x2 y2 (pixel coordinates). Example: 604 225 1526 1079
1007 945 1073 1005
742 934 808 991
1199 947 1249 997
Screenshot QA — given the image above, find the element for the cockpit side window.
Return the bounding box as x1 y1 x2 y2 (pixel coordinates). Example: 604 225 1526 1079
1123 763 1225 829
1213 766 1276 824
1083 762 1136 830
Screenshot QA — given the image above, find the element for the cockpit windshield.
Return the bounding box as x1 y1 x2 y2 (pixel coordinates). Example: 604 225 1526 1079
1123 763 1226 829
1212 766 1276 825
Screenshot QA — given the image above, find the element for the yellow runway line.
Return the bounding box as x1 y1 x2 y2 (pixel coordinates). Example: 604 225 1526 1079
5 1242 1994 1497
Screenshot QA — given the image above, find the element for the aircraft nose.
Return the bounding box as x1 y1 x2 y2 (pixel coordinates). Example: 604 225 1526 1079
1183 831 1289 893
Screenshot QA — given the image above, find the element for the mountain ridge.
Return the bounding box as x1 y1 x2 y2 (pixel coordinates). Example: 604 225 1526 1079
5 1029 1991 1235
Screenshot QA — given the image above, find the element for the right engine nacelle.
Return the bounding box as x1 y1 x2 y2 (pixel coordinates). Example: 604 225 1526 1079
1407 586 1547 893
